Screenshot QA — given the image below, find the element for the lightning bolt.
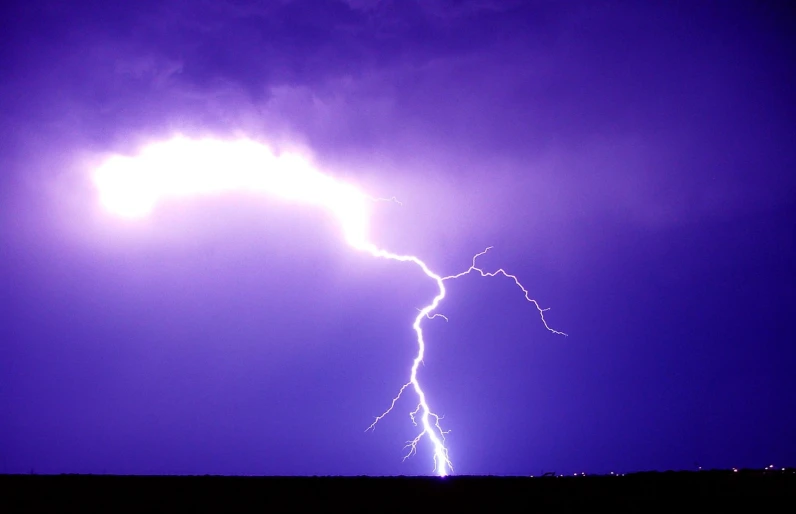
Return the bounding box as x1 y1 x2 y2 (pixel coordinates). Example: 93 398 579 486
363 246 566 476
92 136 565 477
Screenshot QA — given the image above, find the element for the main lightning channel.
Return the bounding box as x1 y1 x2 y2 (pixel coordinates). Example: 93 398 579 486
92 136 565 477
353 241 453 475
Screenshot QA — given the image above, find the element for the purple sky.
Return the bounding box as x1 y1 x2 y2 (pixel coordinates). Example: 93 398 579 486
2 0 794 476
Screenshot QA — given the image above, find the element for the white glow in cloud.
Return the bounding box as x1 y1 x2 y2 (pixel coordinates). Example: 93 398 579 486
93 137 370 246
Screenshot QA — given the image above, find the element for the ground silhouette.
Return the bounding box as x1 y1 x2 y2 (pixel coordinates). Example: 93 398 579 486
3 468 794 510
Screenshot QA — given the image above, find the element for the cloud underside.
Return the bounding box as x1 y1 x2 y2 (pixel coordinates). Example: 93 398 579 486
2 0 792 233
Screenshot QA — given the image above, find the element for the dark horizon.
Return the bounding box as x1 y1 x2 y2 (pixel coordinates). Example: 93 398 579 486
5 472 794 511
2 0 794 477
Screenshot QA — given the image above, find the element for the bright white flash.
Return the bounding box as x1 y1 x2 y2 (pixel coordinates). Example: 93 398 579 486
93 136 565 476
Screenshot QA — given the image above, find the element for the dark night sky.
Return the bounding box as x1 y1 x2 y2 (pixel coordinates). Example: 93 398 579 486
1 0 794 476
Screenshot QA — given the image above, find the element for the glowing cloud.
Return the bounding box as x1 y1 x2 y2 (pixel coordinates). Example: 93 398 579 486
93 135 565 476
94 137 370 245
